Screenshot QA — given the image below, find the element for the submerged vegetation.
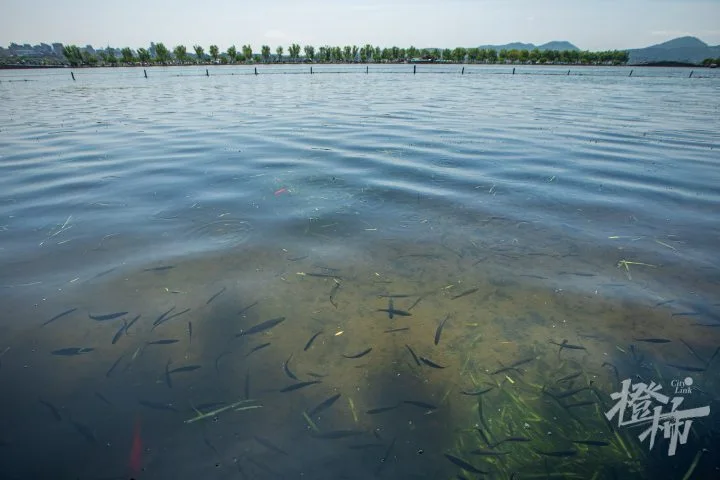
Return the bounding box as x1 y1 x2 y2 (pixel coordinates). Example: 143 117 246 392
58 42 629 67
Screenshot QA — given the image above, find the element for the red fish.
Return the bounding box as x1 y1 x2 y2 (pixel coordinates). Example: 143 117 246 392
129 416 142 477
274 187 288 196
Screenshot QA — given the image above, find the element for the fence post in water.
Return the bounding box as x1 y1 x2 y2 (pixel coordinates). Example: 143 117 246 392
310 66 313 75
567 69 570 75
144 69 147 78
689 70 693 78
512 67 515 75
629 69 633 77
413 65 416 75
366 65 368 74
71 72 75 81
461 67 464 75
254 67 257 75
206 69 209 77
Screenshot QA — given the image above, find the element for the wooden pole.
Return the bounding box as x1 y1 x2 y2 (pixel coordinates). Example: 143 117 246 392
461 67 464 75
254 67 257 75
512 67 515 75
689 70 693 78
144 69 147 78
413 65 416 74
310 66 313 74
366 65 368 74
71 72 75 81
206 69 209 77
629 69 633 77
567 69 570 75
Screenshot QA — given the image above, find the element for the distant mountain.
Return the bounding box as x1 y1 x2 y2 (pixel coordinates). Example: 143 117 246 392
628 36 720 64
477 41 580 52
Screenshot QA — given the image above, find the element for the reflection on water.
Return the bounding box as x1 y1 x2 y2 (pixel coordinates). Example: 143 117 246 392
0 66 719 479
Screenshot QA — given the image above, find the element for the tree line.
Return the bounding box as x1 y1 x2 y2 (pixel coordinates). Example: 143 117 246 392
701 57 719 67
62 43 629 67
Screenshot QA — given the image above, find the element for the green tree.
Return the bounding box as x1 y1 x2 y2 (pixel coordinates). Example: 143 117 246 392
120 47 135 64
137 48 150 63
155 43 170 63
62 45 83 66
241 44 253 62
83 51 98 65
224 45 234 63
210 44 220 61
276 46 283 62
106 48 118 65
173 45 187 63
407 46 418 59
452 47 467 63
288 44 301 62
260 45 271 63
303 45 315 62
193 45 205 62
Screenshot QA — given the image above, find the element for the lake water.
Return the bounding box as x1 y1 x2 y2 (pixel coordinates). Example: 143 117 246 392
0 64 719 479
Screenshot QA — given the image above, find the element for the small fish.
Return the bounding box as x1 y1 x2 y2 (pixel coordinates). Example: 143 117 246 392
308 393 342 416
384 327 409 333
214 350 230 374
71 421 98 444
549 339 586 351
164 359 173 389
555 386 590 399
111 320 127 345
146 339 179 345
451 288 479 300
406 345 421 366
105 354 125 377
51 347 94 356
154 307 176 327
303 272 342 279
304 330 323 351
403 400 438 410
237 317 286 336
169 365 201 374
571 440 610 447
144 265 175 272
434 315 449 345
667 363 706 372
206 287 226 305
89 311 128 321
633 338 671 344
556 371 583 384
376 294 413 298
407 296 423 311
124 314 141 334
377 308 412 318
312 430 364 440
245 342 271 357
254 436 288 455
187 321 193 345
329 281 341 308
443 454 488 474
420 356 447 369
343 347 372 359
469 449 509 456
39 399 62 421
280 380 321 392
460 387 494 396
671 312 700 317
565 401 595 408
283 354 299 380
366 404 401 415
533 449 578 457
94 392 113 406
153 308 191 329
307 372 328 378
194 401 226 412
238 301 259 316
42 307 77 327
138 399 178 412
490 437 531 448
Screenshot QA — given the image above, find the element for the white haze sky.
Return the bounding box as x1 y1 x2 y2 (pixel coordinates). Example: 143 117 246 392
3 0 719 51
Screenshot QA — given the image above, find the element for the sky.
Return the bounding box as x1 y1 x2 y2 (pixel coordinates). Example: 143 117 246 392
3 0 719 51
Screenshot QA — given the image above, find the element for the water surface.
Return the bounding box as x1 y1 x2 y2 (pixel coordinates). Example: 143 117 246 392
0 65 719 479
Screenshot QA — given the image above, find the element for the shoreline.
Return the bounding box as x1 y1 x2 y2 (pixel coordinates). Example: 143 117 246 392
0 61 708 71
